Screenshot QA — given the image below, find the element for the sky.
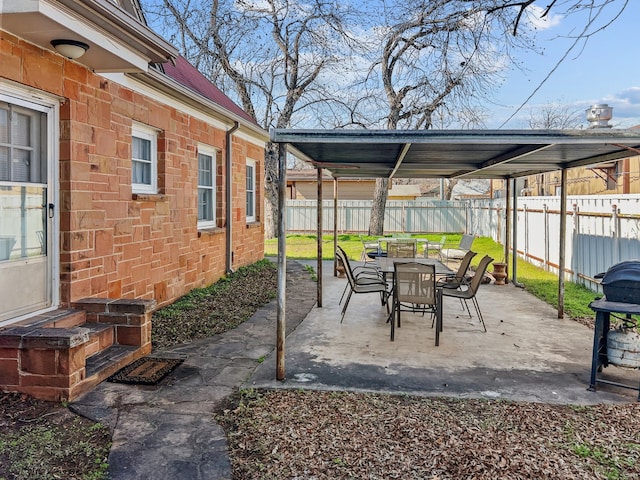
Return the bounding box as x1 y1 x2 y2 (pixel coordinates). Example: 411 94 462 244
141 0 639 131
490 1 640 129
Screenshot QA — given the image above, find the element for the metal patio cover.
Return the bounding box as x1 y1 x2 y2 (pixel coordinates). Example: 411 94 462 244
270 128 640 179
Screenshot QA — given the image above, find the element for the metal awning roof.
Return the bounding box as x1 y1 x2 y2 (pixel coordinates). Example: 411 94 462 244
270 128 640 179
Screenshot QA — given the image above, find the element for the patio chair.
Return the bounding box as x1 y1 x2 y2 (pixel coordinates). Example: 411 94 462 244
436 250 478 290
336 246 389 323
423 235 446 259
441 255 493 332
440 234 475 264
360 235 381 263
338 246 383 305
387 239 417 258
391 262 440 343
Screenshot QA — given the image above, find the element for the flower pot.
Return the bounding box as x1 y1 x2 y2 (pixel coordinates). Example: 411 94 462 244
336 258 346 278
492 262 507 285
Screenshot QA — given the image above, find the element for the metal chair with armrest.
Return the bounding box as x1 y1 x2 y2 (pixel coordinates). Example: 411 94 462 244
336 246 390 323
440 255 493 332
441 234 475 264
360 235 381 263
436 250 477 290
387 239 417 258
424 235 446 259
392 261 441 344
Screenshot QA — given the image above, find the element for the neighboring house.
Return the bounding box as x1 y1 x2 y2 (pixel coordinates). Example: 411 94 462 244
490 155 640 197
522 155 640 196
287 170 423 200
0 0 267 400
490 122 640 197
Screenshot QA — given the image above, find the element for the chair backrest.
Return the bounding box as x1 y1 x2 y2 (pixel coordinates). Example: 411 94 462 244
360 235 375 247
387 239 417 258
336 246 357 287
466 255 494 295
454 250 478 281
458 234 475 251
394 261 437 306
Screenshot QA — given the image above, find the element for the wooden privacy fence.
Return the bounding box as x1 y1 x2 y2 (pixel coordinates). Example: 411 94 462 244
287 195 640 292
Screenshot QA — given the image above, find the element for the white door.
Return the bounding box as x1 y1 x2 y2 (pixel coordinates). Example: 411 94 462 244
0 87 58 325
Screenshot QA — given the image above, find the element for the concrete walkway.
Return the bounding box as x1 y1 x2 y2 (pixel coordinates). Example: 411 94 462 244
71 261 317 480
72 259 639 479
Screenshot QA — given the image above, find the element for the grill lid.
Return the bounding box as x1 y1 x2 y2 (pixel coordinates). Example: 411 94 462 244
599 260 640 304
600 260 640 285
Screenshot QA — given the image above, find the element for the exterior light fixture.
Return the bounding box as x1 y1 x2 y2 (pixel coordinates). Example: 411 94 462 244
50 39 89 60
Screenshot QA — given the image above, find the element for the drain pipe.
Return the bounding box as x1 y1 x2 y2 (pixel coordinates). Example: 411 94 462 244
225 121 240 275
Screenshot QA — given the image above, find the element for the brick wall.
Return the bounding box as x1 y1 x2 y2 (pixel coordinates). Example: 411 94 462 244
1 31 265 309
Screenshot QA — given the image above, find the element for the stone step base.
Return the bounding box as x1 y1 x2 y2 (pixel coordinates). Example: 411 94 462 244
0 297 155 401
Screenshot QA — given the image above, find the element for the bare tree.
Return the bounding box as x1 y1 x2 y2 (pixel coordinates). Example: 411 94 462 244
140 0 630 237
365 0 534 234
528 102 583 129
365 0 629 234
142 0 360 238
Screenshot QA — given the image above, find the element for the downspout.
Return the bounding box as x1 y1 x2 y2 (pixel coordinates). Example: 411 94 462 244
225 122 240 275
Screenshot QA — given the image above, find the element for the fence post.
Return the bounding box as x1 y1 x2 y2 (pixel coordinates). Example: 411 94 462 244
543 203 549 272
612 204 620 263
523 204 528 262
572 204 579 284
465 202 469 234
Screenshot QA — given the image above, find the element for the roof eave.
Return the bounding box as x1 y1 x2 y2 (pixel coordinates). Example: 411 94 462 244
57 0 178 64
133 69 269 141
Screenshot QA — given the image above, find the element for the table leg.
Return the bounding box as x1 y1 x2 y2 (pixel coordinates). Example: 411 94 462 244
435 289 442 346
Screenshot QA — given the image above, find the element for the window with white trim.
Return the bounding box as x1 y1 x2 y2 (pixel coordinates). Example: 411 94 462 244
131 123 158 194
246 159 256 222
0 102 46 183
197 145 217 228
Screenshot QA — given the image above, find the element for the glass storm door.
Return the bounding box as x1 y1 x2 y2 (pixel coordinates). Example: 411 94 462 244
0 93 57 325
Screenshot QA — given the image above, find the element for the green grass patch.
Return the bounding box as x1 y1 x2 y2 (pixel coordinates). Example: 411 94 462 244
265 234 601 320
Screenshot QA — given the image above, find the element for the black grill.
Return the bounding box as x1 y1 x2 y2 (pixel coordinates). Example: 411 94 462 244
597 260 640 304
589 260 640 400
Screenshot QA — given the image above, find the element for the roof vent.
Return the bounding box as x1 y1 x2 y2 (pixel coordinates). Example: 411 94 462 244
586 104 613 128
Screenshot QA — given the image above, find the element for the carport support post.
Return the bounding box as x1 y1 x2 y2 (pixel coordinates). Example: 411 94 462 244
333 177 338 277
504 179 511 280
317 168 322 307
276 145 287 381
557 168 567 319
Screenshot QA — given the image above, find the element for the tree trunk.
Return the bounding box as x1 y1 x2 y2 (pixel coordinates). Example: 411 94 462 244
264 142 280 239
443 179 458 200
368 178 389 235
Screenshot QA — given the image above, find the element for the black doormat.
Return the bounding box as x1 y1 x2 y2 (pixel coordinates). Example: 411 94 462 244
107 357 184 386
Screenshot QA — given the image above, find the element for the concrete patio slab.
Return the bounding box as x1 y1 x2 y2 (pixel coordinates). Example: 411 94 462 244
249 260 640 404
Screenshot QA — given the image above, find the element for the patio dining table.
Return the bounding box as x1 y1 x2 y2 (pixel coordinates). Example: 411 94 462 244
375 256 453 276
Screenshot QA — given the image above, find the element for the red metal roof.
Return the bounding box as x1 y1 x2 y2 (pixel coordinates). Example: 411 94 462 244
163 56 258 125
